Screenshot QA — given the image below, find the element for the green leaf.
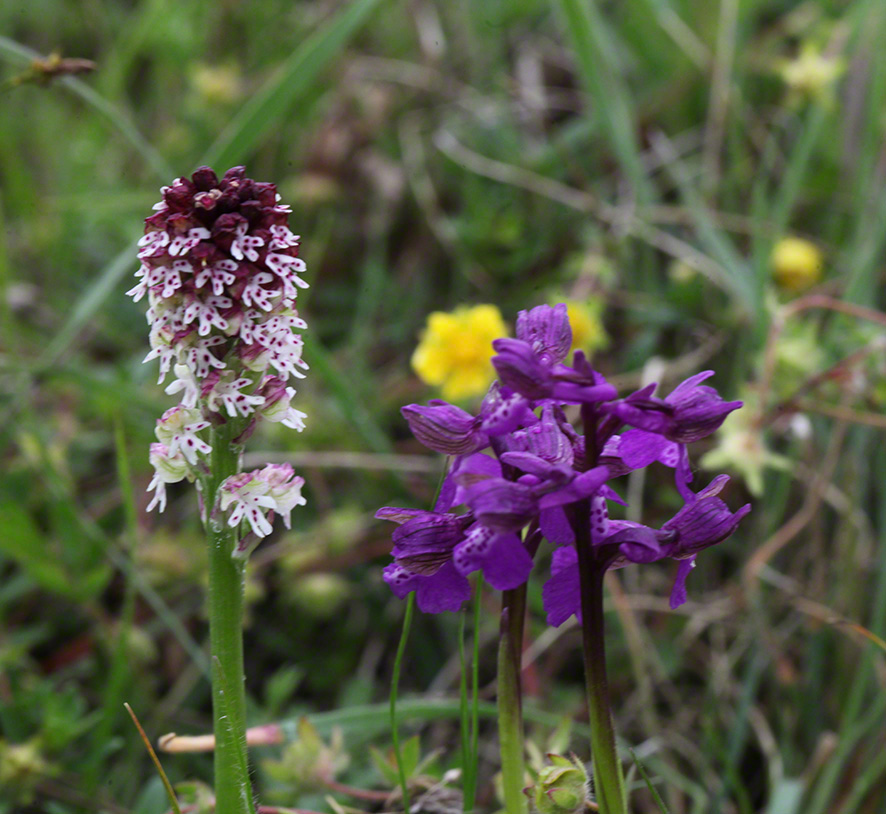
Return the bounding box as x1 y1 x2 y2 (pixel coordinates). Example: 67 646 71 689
552 0 651 203
369 745 401 787
629 748 671 814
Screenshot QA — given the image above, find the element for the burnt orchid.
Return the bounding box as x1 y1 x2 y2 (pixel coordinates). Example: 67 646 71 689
128 166 308 814
377 303 749 814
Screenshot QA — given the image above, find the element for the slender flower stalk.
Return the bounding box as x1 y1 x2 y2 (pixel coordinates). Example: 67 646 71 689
129 167 309 814
206 424 250 812
497 584 528 814
577 405 626 813
390 593 415 811
574 510 626 814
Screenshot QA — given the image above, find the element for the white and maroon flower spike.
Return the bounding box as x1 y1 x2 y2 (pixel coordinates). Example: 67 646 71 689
133 166 308 533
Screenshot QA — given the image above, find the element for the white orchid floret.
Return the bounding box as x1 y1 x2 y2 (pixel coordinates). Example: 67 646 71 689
168 227 211 257
258 463 306 529
195 259 238 295
220 472 276 537
144 323 177 383
220 464 306 539
261 384 307 431
268 224 300 250
155 405 211 465
206 372 266 418
164 363 201 408
137 229 170 259
230 220 265 262
183 294 232 336
241 272 280 311
265 252 308 299
182 334 227 379
146 442 189 512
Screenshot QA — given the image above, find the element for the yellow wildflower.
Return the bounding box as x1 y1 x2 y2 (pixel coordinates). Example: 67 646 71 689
563 299 608 355
779 43 845 106
771 237 823 292
411 304 507 401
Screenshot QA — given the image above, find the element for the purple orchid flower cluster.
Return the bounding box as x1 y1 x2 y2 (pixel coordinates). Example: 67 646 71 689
377 304 750 624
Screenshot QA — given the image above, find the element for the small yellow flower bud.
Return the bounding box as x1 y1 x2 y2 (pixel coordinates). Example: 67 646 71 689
771 237 823 292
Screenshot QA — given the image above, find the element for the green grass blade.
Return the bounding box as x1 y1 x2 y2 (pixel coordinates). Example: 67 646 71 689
303 334 394 455
652 133 757 315
390 593 415 810
458 607 473 810
282 697 593 742
202 0 386 170
629 748 671 814
83 417 141 790
552 0 652 202
39 241 137 369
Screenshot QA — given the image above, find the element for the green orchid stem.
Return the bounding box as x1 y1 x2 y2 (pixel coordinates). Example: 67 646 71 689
207 424 252 814
391 592 415 811
497 584 528 814
576 531 627 814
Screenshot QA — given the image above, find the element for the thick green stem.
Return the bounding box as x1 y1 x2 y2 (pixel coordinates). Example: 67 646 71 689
207 424 252 814
576 528 627 814
497 584 528 814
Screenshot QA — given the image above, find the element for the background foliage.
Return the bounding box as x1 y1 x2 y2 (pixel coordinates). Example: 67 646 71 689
2 0 886 811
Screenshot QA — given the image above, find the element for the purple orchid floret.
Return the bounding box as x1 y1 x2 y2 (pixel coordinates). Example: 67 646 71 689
384 561 471 613
604 371 742 443
479 382 535 436
401 400 488 455
461 479 538 533
660 475 751 558
379 302 749 615
377 508 533 610
515 304 573 367
492 340 619 405
505 405 574 466
540 475 751 624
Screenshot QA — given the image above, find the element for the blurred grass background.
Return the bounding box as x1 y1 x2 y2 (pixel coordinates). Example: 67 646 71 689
2 0 886 811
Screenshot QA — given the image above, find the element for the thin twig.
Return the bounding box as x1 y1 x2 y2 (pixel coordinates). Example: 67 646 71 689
794 400 886 429
323 778 393 802
761 342 881 426
124 703 181 814
759 294 886 407
159 723 284 753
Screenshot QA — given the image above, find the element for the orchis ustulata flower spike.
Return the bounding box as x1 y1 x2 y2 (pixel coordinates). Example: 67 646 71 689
130 166 310 814
129 166 308 541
